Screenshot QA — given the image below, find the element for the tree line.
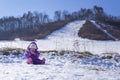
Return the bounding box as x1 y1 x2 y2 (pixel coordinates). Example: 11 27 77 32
0 5 119 40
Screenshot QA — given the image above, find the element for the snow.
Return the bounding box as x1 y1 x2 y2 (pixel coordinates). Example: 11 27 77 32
46 20 86 39
0 53 120 80
0 20 120 80
0 20 119 54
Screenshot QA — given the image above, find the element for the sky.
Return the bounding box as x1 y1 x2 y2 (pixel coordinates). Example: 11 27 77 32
0 0 119 18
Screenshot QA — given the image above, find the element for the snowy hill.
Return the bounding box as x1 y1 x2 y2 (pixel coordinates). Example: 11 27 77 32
78 20 120 40
46 20 86 39
0 20 120 54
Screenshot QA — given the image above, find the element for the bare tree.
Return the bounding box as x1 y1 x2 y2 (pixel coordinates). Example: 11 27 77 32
54 10 61 21
93 5 105 21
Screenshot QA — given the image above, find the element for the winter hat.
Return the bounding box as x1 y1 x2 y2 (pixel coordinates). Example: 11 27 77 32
29 43 37 49
27 42 38 50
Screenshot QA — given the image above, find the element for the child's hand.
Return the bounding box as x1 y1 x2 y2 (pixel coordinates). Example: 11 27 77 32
41 58 46 64
27 58 33 64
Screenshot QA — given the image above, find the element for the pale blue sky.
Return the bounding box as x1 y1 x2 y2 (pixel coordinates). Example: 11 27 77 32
0 0 119 18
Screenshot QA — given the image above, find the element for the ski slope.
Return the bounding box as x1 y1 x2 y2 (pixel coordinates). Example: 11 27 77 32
0 20 120 55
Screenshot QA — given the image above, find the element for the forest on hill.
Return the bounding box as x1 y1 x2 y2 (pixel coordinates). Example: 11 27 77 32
0 5 119 40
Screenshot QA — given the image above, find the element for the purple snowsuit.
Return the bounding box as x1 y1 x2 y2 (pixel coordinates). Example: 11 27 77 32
25 42 45 64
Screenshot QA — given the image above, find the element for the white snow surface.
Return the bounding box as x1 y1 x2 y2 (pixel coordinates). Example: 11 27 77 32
0 53 120 80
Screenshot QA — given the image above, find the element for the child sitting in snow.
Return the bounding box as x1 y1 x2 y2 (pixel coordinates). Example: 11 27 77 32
25 42 45 64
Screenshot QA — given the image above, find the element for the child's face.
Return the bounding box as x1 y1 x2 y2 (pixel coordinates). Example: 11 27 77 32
30 48 35 52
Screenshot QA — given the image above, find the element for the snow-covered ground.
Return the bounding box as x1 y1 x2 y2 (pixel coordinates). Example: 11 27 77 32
0 52 120 80
0 20 120 80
